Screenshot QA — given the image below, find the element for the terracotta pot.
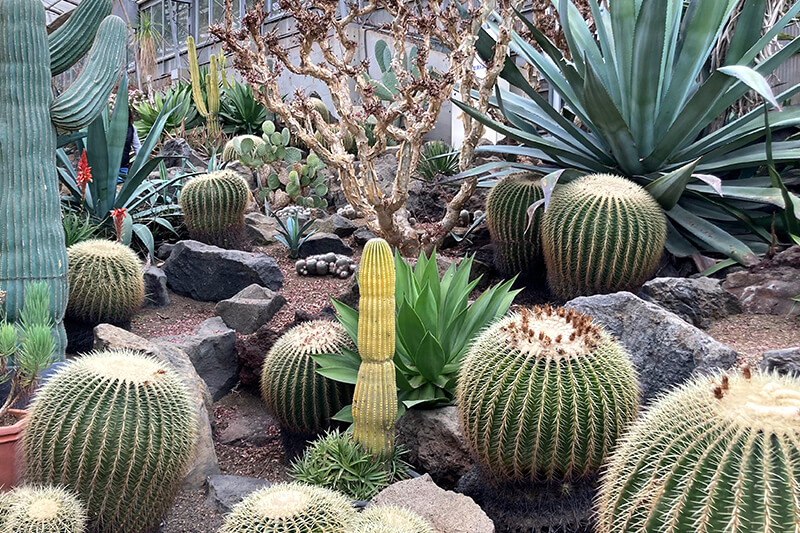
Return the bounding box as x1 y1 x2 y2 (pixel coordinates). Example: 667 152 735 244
0 409 26 491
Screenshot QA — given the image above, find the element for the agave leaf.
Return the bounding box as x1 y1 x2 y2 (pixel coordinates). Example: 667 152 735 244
718 65 781 110
645 159 701 210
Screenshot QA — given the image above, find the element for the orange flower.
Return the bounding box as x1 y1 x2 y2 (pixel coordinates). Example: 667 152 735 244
77 150 92 201
110 208 127 242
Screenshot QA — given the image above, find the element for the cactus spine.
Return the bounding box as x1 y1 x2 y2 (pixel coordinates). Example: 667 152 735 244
219 483 356 533
486 173 545 278
457 306 639 482
597 370 800 533
188 36 221 135
180 170 251 249
353 239 397 456
541 174 666 299
261 320 354 434
22 350 197 533
0 0 125 360
2 486 87 533
66 239 145 324
348 506 434 533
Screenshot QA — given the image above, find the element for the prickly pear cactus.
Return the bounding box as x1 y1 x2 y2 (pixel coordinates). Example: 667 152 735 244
0 0 126 360
2 486 87 533
597 369 800 533
457 306 639 482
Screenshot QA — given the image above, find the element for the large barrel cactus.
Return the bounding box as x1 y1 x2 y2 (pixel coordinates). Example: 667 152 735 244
66 239 145 324
457 306 639 482
0 0 126 360
541 174 666 299
598 369 800 533
353 238 397 456
23 350 197 533
261 320 354 434
179 170 250 249
219 483 356 533
349 506 434 533
486 173 545 278
1 486 87 533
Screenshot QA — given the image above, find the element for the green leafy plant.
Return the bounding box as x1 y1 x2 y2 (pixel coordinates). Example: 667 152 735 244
0 282 55 419
416 141 459 182
460 0 800 264
58 74 195 257
133 83 199 139
272 211 318 259
61 212 97 247
316 250 519 410
290 429 410 501
220 80 268 135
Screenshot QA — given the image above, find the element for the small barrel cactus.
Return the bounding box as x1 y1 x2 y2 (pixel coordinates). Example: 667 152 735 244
296 253 356 278
219 483 356 533
486 173 545 278
180 170 251 249
353 239 397 456
348 506 434 533
66 239 144 324
597 369 800 533
23 350 198 533
457 306 639 482
2 486 87 533
541 174 666 299
261 320 355 434
222 134 265 164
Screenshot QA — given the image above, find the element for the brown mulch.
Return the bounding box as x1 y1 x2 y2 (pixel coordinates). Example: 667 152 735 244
130 292 216 342
708 313 800 366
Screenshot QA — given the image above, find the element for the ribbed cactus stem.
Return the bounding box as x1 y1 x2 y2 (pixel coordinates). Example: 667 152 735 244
187 36 208 117
179 170 250 249
207 54 221 134
353 238 397 456
48 0 112 75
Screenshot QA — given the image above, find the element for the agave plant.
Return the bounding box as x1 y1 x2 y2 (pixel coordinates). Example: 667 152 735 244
220 80 269 135
315 250 519 411
272 210 318 259
459 0 800 264
133 83 199 139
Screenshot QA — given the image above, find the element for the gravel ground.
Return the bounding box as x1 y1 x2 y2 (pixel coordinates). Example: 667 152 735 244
708 313 800 365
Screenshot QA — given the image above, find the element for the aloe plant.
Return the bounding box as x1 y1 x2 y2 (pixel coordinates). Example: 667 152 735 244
459 0 800 264
272 210 318 259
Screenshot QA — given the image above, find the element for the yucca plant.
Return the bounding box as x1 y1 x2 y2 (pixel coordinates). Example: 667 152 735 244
460 0 800 264
315 250 519 411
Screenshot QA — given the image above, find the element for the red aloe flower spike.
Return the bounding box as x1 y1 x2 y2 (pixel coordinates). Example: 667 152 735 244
77 150 92 202
110 208 127 242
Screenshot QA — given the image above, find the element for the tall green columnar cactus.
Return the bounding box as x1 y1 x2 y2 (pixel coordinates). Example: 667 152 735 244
486 173 545 278
0 0 126 360
597 370 800 533
180 170 251 249
353 238 397 456
23 350 197 533
457 306 639 482
541 174 667 299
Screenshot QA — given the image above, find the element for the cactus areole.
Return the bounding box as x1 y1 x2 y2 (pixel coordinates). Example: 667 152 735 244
353 238 397 456
0 0 125 359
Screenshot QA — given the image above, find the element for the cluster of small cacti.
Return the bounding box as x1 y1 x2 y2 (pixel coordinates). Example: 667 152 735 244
65 239 145 325
486 173 545 278
541 174 666 298
337 205 359 219
457 305 639 482
597 368 800 533
0 0 127 359
180 169 251 249
23 350 197 533
261 320 354 434
188 35 221 134
219 483 356 533
296 253 356 278
0 486 87 533
348 506 434 533
352 238 398 456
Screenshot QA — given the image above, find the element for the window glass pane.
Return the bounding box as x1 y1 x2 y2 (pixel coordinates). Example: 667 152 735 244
176 2 190 44
152 1 164 56
163 1 173 56
212 0 226 23
199 0 210 41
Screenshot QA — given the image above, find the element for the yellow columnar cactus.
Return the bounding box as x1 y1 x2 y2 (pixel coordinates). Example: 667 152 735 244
187 36 219 135
353 238 397 455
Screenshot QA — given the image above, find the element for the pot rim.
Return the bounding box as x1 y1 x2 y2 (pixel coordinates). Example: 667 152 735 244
0 409 27 436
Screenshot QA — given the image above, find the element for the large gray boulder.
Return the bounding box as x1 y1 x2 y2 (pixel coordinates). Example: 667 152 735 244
723 245 800 315
215 284 286 335
244 212 278 246
142 265 169 308
206 475 271 513
759 346 800 377
371 474 494 533
566 292 738 400
298 233 353 258
639 276 741 329
165 317 239 401
92 325 220 490
396 407 472 489
163 240 283 301
314 215 357 238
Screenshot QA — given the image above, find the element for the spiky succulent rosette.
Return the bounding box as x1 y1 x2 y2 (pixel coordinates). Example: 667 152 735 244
261 320 354 434
597 369 800 533
22 350 197 533
457 306 639 482
2 486 87 533
219 483 356 533
348 505 434 533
